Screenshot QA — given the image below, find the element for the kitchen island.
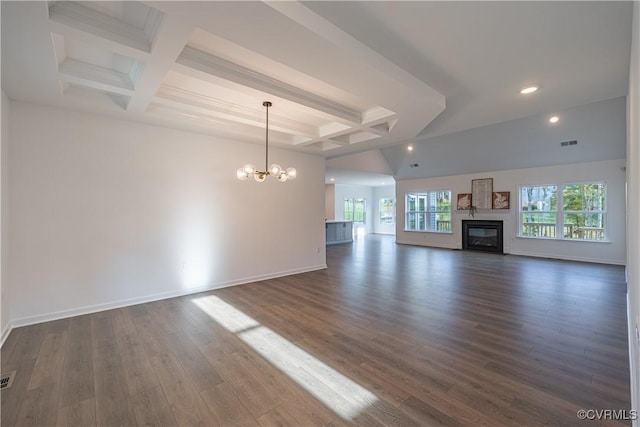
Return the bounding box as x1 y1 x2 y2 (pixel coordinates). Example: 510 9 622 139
325 220 353 245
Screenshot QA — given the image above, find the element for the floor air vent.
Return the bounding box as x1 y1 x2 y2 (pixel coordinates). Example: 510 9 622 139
1 371 16 390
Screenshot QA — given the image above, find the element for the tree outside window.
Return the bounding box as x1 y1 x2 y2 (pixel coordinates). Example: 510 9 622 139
520 185 557 238
379 198 395 224
562 183 606 240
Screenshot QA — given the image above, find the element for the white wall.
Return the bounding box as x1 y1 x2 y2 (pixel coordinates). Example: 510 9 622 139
396 159 626 265
1 91 10 344
326 149 393 175
373 185 396 235
334 184 374 235
7 102 326 326
325 184 335 220
626 1 640 419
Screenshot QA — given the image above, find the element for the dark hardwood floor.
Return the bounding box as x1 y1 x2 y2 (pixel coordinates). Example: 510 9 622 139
1 234 631 426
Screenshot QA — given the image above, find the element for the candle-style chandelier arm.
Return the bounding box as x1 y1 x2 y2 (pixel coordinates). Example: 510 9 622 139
236 101 297 183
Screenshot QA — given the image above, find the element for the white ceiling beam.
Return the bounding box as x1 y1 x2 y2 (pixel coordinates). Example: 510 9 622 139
295 119 390 147
362 106 397 125
176 46 362 125
125 16 195 113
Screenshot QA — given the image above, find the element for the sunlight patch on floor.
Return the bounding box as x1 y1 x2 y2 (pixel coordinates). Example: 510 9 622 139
193 295 259 333
192 295 377 420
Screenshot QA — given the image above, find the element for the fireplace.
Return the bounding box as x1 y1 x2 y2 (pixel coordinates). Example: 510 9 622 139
462 220 503 254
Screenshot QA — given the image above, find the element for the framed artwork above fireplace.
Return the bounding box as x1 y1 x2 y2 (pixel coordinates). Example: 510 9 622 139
492 192 510 209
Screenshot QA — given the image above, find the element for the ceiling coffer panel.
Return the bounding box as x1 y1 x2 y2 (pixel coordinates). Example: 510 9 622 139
48 1 163 53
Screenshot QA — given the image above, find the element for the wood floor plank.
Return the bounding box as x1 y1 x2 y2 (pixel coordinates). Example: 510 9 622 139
130 312 174 358
130 386 180 427
200 342 279 418
112 306 139 337
230 346 300 404
11 325 69 427
58 315 94 409
277 390 345 426
56 398 96 427
2 323 46 366
163 332 224 392
91 312 138 427
397 394 470 427
27 329 68 391
445 383 545 427
1 327 23 371
0 358 37 427
13 381 60 427
116 330 159 396
150 351 217 427
257 405 307 427
298 334 411 409
200 382 260 427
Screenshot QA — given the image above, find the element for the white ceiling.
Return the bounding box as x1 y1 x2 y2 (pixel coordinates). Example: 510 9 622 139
1 1 633 185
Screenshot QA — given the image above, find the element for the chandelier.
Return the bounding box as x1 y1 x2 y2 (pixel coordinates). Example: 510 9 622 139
236 101 297 182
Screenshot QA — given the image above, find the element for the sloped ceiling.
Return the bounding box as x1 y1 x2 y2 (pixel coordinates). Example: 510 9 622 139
382 96 628 181
1 1 633 182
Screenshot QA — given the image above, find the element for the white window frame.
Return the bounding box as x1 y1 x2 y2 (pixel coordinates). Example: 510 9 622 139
379 198 395 225
344 198 366 224
518 181 607 241
405 191 452 233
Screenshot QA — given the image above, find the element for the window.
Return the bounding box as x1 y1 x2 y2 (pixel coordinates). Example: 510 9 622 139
519 182 606 241
379 198 395 224
563 183 606 240
344 198 366 223
520 185 558 238
405 191 452 232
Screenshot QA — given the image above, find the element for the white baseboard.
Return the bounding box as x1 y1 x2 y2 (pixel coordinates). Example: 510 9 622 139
508 249 625 265
394 240 623 265
395 240 458 250
628 293 640 427
1 322 12 347
10 264 327 328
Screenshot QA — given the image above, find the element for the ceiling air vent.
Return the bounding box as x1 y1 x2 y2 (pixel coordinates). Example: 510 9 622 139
560 140 578 147
1 371 16 390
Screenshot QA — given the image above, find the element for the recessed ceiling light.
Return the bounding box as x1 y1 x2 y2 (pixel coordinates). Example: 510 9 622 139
520 85 539 95
549 116 559 124
407 145 414 151
330 178 335 181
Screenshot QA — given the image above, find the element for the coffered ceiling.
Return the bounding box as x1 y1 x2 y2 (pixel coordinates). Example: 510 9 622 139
1 1 443 157
1 1 633 162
